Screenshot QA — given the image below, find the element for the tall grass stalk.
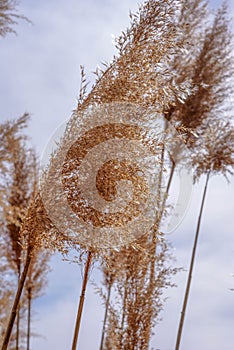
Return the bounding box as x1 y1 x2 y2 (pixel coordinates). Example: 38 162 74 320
71 250 93 350
16 271 20 350
1 247 32 350
175 171 210 350
26 286 32 350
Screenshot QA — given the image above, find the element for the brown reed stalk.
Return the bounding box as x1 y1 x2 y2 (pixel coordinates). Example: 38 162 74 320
25 249 50 350
1 246 32 350
175 170 210 350
26 285 32 350
0 115 52 350
71 250 93 350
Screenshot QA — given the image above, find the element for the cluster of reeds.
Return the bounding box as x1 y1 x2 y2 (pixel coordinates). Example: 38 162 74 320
0 115 51 350
0 0 233 349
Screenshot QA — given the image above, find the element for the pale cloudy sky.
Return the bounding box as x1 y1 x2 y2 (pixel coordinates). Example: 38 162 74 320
0 1 234 350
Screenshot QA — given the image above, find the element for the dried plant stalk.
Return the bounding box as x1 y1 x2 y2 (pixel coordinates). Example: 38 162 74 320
71 251 92 350
175 119 234 350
